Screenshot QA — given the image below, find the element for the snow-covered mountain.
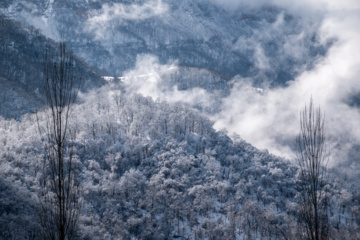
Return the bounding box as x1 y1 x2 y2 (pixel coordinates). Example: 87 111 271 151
1 0 330 86
1 81 359 239
0 14 104 118
1 0 360 239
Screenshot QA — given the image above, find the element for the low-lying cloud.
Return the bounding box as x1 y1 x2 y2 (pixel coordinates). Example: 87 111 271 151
214 4 360 164
86 0 168 40
118 0 360 167
206 0 360 12
122 55 221 112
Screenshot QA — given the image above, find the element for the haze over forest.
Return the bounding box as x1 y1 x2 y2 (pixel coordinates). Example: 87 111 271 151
0 0 360 239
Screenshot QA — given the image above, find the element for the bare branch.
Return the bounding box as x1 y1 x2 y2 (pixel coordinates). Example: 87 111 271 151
296 97 329 240
39 42 82 240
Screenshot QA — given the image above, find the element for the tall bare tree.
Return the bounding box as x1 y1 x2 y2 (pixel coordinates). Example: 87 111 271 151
38 42 82 240
296 98 329 240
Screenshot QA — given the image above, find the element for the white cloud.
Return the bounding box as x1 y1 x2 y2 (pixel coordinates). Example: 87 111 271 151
86 0 168 40
95 0 360 167
121 54 222 112
213 4 360 164
122 55 177 98
206 0 360 12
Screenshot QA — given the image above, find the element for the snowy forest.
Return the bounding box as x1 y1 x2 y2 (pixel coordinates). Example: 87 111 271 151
1 0 360 240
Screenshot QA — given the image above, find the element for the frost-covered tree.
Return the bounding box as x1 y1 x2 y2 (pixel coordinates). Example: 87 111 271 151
38 42 82 240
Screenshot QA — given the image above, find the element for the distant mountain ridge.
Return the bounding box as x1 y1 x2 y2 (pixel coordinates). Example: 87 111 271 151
1 0 330 87
0 1 359 240
0 14 104 118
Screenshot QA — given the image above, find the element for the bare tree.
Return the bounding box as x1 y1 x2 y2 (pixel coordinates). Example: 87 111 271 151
38 42 82 240
296 97 329 240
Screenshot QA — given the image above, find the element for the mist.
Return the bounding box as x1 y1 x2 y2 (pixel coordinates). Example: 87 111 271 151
86 0 169 40
117 0 360 165
122 55 222 112
5 0 359 164
2 0 360 238
214 0 360 164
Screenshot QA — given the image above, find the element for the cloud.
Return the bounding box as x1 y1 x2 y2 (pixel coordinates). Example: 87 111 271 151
121 55 221 112
96 0 360 167
121 55 177 98
86 0 168 40
206 0 360 12
213 4 360 164
1 1 60 40
230 9 327 88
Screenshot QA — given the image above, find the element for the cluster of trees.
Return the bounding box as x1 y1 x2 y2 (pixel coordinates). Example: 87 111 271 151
0 43 359 239
0 4 358 238
3 0 331 85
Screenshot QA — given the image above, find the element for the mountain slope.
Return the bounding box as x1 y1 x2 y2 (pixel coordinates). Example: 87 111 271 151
1 0 330 87
1 81 359 239
0 1 359 240
0 14 105 118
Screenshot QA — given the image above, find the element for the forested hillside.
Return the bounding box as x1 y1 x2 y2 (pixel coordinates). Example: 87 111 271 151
1 80 359 239
1 0 360 239
0 14 104 118
1 0 330 85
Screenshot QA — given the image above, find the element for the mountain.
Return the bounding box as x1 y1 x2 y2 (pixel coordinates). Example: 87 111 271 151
0 1 359 240
1 81 358 239
0 14 105 118
1 0 330 87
